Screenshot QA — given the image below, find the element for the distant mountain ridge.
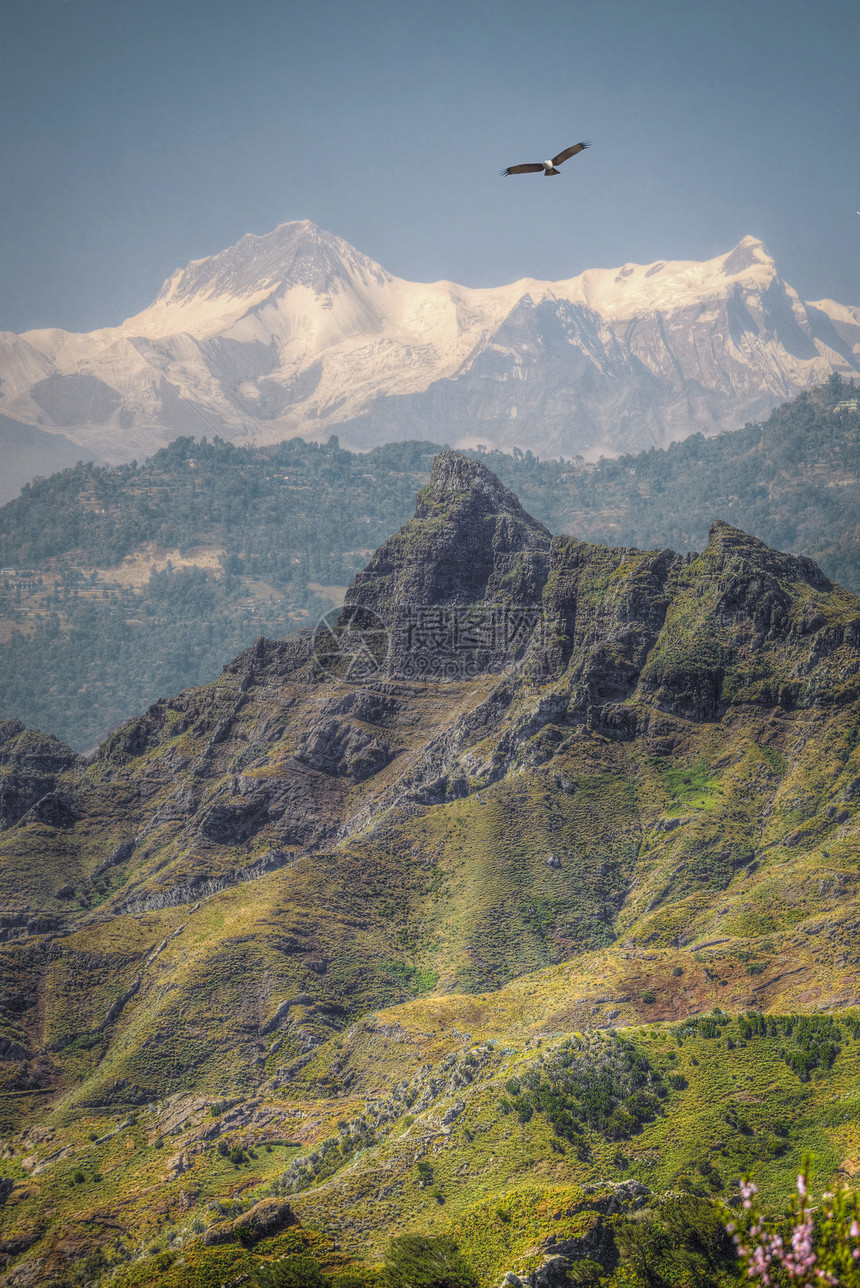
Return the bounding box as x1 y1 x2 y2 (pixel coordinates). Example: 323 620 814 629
1 221 858 470
2 381 860 754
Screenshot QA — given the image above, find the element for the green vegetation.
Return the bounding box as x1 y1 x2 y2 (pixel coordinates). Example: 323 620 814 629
502 1035 667 1148
735 1012 843 1080
251 1256 333 1287
382 961 440 996
382 1234 477 1288
614 1194 736 1286
659 760 722 813
5 1005 860 1286
2 406 860 1286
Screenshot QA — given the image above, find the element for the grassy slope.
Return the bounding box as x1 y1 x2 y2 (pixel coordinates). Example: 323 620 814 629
1 457 860 1282
3 677 860 1283
3 995 860 1286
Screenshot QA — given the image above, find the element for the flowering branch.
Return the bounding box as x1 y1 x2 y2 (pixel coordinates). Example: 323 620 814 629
726 1166 860 1286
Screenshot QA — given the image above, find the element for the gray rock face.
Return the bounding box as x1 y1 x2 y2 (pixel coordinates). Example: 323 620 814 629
0 721 80 832
296 718 397 782
345 452 552 678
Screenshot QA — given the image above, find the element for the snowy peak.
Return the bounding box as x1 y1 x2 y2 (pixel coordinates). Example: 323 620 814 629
567 236 779 319
0 222 857 471
721 235 775 277
123 221 393 340
153 220 390 306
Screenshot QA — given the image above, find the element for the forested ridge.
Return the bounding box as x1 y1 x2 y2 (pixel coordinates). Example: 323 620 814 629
1 376 857 750
564 373 860 586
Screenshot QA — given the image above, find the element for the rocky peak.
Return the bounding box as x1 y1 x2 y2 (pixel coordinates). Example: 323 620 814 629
344 452 552 677
417 450 529 510
702 519 832 596
415 451 551 546
347 452 550 613
0 720 80 831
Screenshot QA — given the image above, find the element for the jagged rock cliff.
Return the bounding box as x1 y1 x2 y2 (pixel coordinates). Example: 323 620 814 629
0 452 859 1093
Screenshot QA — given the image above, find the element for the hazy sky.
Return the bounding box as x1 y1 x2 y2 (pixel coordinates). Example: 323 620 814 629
2 0 858 333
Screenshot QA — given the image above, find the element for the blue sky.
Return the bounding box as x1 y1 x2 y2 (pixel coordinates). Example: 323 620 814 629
1 0 858 333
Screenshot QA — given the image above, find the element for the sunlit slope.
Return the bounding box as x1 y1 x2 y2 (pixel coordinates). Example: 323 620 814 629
0 456 858 1115
4 986 860 1285
1 454 860 1283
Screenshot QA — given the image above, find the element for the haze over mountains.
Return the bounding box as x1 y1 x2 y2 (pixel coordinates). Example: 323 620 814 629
2 381 859 754
1 221 858 482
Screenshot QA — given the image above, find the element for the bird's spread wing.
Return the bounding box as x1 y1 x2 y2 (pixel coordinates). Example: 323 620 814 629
551 141 591 166
501 163 545 176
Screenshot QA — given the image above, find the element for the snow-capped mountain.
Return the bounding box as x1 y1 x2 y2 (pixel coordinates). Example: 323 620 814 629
1 221 858 465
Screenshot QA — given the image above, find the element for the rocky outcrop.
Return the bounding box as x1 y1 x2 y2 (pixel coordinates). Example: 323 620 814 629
201 1198 298 1247
344 452 551 677
498 1181 652 1287
295 719 398 782
0 721 81 831
115 847 296 915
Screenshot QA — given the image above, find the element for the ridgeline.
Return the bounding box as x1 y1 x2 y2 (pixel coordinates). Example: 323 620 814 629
0 378 857 750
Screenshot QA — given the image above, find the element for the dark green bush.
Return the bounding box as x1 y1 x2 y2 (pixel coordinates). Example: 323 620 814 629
251 1255 332 1287
382 1234 477 1288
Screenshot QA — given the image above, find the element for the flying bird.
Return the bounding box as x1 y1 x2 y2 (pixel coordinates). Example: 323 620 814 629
501 141 591 177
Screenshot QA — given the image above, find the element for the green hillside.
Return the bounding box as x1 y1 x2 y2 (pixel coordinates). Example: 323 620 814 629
1 452 860 1285
563 373 860 588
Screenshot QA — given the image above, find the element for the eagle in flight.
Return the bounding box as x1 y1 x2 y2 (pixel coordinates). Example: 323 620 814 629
502 141 590 177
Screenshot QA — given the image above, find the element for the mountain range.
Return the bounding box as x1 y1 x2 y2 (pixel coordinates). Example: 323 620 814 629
1 222 858 478
1 453 860 1286
1 381 858 756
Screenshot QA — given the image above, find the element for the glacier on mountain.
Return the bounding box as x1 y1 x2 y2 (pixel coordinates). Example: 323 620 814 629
1 221 858 466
